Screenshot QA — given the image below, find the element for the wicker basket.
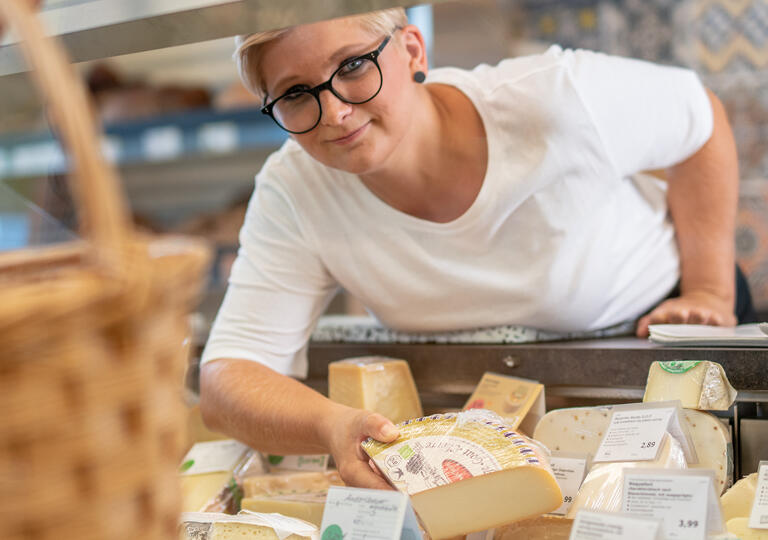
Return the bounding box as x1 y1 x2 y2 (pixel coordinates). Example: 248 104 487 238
0 1 211 539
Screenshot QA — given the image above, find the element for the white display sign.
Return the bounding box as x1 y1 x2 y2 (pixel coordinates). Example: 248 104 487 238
569 510 662 540
549 453 590 516
179 439 249 476
621 469 723 540
749 460 768 529
321 486 422 540
266 453 329 472
594 402 696 464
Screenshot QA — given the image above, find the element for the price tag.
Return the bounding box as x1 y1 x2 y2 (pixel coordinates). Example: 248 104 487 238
321 486 422 540
549 453 589 516
594 407 673 462
569 510 662 540
749 461 768 529
179 439 249 476
622 470 721 540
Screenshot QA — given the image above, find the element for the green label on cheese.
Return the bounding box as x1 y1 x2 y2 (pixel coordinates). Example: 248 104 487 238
322 524 343 540
267 454 285 465
659 360 702 374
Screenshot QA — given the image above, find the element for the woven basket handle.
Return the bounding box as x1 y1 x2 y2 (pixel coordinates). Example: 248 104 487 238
0 0 131 268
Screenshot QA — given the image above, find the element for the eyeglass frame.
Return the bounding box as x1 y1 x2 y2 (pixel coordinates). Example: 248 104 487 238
260 34 392 134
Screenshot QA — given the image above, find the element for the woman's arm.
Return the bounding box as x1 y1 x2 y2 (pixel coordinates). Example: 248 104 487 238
636 89 739 336
200 357 399 489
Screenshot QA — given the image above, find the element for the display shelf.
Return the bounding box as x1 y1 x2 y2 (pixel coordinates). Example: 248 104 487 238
0 105 287 179
0 0 444 77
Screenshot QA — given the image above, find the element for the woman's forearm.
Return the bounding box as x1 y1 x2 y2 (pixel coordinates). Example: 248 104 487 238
199 358 341 455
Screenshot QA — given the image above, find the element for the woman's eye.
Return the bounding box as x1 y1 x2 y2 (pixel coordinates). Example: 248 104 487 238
340 59 364 73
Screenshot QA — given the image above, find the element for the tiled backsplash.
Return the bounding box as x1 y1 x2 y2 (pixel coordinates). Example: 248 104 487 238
520 0 768 312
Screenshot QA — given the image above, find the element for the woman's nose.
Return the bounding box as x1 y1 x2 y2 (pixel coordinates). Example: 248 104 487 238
318 90 353 126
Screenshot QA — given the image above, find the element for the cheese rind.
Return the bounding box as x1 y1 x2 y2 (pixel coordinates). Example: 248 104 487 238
329 356 423 424
242 470 343 498
209 522 310 540
179 511 318 540
643 360 737 410
532 406 732 493
721 473 759 522
565 432 687 518
725 517 768 539
363 411 562 539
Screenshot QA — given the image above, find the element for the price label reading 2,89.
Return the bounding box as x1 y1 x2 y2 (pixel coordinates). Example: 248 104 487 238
640 441 656 449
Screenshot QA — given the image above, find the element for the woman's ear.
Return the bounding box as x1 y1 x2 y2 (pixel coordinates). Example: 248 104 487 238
399 24 428 79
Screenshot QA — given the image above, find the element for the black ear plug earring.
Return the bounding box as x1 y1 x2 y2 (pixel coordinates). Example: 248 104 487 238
413 71 426 83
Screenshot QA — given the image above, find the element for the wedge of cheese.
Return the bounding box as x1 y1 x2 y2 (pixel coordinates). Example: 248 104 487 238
242 470 343 498
209 521 312 540
495 516 573 540
532 406 732 493
721 473 759 521
328 356 423 424
725 517 768 539
565 432 687 518
179 511 318 540
241 492 326 526
180 440 250 512
362 410 562 539
643 360 737 410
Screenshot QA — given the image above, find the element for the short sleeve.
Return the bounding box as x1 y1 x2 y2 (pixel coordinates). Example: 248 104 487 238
560 47 714 177
200 174 338 378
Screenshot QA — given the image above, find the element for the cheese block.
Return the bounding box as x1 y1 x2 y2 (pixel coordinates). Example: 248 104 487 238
495 516 573 540
725 518 768 539
179 511 318 540
242 470 343 498
362 410 562 539
241 492 326 526
565 432 687 518
643 360 737 410
721 473 759 521
328 356 423 424
532 406 732 493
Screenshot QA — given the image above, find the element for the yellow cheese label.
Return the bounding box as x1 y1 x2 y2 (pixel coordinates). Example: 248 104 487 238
362 412 547 495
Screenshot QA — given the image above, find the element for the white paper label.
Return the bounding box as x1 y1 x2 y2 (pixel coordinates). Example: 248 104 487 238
179 439 248 476
267 454 329 472
622 471 712 540
570 511 662 540
198 122 238 153
594 408 674 462
142 126 183 160
749 461 768 529
549 454 589 516
321 486 422 540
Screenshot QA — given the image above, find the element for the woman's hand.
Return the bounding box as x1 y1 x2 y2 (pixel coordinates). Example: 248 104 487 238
636 290 736 337
324 405 400 489
0 0 41 36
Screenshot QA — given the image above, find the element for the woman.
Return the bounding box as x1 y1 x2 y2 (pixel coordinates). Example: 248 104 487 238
200 8 751 489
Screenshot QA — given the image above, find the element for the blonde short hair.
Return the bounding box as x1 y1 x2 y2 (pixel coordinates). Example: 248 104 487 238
234 8 408 101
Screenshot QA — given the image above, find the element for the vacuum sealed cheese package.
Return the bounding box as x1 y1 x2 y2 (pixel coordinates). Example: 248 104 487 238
178 511 318 540
362 409 562 539
643 360 737 410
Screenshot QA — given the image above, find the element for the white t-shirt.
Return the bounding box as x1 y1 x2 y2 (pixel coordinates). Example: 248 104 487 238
201 46 713 377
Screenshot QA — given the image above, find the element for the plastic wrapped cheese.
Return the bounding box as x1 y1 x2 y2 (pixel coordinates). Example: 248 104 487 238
242 470 343 498
721 473 759 521
179 440 251 512
178 511 318 540
565 432 687 518
329 356 423 424
362 410 562 539
241 492 326 527
643 361 737 410
532 406 733 493
495 516 573 540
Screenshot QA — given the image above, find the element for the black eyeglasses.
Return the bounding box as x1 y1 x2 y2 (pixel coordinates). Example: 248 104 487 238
261 35 392 134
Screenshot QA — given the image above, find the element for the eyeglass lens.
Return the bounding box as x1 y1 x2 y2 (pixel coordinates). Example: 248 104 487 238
272 57 382 133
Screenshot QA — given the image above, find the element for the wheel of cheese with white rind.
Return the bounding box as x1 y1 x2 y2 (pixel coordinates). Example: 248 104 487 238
532 406 732 493
362 410 562 540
